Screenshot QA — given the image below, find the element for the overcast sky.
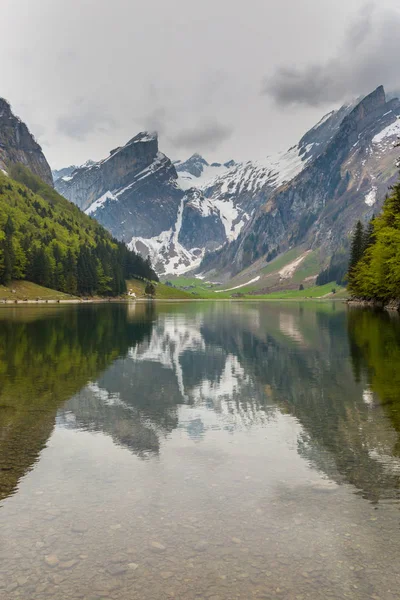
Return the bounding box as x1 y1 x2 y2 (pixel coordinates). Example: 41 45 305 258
1 0 400 168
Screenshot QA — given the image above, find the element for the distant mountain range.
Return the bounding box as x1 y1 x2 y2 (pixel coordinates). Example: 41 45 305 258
201 86 400 288
53 86 400 286
2 86 400 288
54 134 229 275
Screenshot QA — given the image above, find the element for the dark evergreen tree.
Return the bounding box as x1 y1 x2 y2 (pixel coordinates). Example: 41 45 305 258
64 250 77 295
1 216 15 284
145 282 156 297
349 221 365 270
347 221 365 288
363 217 376 252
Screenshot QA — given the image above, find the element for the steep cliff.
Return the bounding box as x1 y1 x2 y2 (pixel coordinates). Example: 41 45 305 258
200 86 400 284
0 98 53 186
56 133 227 275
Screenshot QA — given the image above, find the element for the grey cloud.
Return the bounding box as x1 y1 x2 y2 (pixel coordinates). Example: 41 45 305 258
142 107 169 135
57 101 116 141
4 0 392 167
169 120 233 152
263 3 400 106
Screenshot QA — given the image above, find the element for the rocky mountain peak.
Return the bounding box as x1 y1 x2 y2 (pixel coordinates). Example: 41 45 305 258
352 85 386 120
0 98 53 186
336 86 392 147
223 159 236 168
0 98 13 118
56 130 177 212
175 153 209 178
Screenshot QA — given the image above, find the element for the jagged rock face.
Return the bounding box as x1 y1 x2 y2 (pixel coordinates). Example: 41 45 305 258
52 161 95 183
55 133 228 275
55 86 400 281
0 98 53 186
196 103 360 255
175 153 235 190
200 86 400 278
56 133 173 213
179 191 226 250
52 165 77 182
175 153 209 178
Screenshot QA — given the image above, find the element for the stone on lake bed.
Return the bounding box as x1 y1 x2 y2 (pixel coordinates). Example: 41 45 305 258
160 571 174 580
59 559 78 569
109 553 129 564
193 540 208 552
231 537 242 544
71 523 88 533
44 555 59 567
128 562 139 570
106 564 127 576
150 541 166 552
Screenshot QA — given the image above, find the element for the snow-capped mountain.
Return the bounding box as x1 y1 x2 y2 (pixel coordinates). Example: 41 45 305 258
175 153 236 190
199 86 400 283
55 133 227 275
54 86 400 283
52 160 95 183
54 117 345 276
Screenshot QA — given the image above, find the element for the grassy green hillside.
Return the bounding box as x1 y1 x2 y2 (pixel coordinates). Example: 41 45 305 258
126 279 194 299
162 275 346 300
0 280 76 301
0 165 158 296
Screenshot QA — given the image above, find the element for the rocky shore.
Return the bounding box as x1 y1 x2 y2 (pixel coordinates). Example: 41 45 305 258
347 298 400 311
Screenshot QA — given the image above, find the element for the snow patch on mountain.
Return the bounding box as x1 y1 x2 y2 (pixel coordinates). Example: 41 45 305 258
215 276 260 292
178 163 230 190
279 252 310 279
186 192 215 217
365 187 377 206
86 190 118 215
128 196 205 275
372 118 400 144
212 198 250 241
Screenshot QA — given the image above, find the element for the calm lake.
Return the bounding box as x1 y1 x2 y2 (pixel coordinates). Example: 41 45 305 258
1 301 400 600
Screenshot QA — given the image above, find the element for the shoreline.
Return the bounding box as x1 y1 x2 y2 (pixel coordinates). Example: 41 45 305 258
0 296 348 306
347 298 400 312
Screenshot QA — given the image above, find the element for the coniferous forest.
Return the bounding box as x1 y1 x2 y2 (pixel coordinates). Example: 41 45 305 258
348 175 400 300
0 164 158 296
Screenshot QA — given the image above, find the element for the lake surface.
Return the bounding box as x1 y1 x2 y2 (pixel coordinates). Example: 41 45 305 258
1 301 400 600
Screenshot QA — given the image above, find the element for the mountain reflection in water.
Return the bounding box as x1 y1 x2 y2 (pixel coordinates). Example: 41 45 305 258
0 301 400 600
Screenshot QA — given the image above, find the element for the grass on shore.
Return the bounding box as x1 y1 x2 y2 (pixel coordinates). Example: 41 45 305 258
165 275 347 300
0 279 348 302
249 282 347 299
126 279 195 299
0 281 76 301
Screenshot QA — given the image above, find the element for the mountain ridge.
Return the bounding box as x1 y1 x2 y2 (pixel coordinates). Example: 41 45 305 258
198 86 400 286
54 85 400 285
0 98 53 187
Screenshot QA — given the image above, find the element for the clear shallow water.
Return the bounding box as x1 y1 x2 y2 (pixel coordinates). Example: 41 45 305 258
0 301 400 600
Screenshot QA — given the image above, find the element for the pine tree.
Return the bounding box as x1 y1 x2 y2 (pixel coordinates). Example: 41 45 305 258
363 217 376 252
1 239 13 284
1 216 15 284
349 221 365 270
348 221 365 289
145 282 156 297
64 250 77 295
